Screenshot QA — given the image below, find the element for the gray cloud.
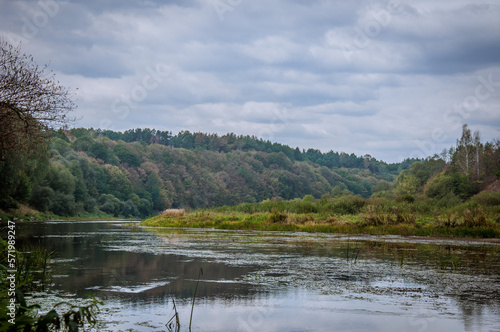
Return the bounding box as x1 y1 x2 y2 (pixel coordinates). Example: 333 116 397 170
1 0 499 162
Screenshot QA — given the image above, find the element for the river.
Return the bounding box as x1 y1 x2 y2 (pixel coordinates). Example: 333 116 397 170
16 220 500 332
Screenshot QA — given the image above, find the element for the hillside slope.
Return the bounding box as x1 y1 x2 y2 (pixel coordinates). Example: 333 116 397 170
1 128 405 218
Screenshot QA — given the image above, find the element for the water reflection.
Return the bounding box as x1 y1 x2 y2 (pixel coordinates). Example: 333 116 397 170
16 221 500 332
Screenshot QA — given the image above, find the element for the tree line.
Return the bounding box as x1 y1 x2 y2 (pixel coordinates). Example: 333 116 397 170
383 124 500 205
94 127 415 175
3 127 395 218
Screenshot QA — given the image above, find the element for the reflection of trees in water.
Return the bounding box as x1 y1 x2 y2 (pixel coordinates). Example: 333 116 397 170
17 222 500 329
452 286 500 331
327 239 500 328
17 222 260 301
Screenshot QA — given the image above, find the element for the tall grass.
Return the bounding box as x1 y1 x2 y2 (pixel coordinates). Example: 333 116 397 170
142 193 500 238
0 239 102 331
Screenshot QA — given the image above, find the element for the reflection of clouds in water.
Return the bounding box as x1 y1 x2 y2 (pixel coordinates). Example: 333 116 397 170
88 281 171 294
21 222 500 332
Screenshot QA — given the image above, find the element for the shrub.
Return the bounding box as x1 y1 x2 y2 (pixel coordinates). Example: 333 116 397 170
394 210 416 225
362 205 387 226
436 192 462 208
462 208 487 227
326 196 365 215
267 212 287 223
396 194 415 203
471 192 500 206
295 202 317 214
29 186 55 212
50 192 76 216
425 174 454 200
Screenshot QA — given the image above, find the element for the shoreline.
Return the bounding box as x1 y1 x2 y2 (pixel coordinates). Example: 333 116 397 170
140 212 500 240
142 225 500 244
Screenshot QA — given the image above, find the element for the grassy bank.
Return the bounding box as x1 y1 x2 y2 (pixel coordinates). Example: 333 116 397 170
0 204 119 222
141 193 500 238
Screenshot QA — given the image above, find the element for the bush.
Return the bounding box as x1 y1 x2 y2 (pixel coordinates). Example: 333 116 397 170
326 197 365 215
436 192 462 208
295 202 317 214
462 208 487 227
83 198 97 212
396 194 415 203
362 205 387 226
0 196 18 210
267 212 287 223
29 186 55 212
471 192 500 206
425 174 454 200
138 198 153 217
50 192 76 216
98 194 123 217
122 200 140 217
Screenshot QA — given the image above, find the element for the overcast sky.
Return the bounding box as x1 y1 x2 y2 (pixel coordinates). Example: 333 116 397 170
1 0 500 163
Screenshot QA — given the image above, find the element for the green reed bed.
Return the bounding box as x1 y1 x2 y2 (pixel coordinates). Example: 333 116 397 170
141 194 500 239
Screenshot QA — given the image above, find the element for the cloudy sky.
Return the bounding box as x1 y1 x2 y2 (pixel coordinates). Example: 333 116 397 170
1 0 500 162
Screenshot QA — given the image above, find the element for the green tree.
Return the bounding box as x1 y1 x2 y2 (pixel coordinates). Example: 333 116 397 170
105 165 133 201
453 124 477 176
395 170 420 196
425 174 455 200
29 186 55 212
114 143 141 167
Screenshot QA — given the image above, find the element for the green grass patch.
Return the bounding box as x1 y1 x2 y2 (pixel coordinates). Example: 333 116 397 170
141 196 500 239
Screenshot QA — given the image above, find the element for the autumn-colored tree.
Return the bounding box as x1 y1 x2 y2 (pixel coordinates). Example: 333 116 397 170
0 40 75 160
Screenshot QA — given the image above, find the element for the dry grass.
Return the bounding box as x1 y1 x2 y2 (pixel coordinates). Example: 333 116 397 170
161 209 185 217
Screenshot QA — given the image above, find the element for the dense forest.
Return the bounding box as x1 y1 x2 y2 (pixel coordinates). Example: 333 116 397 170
0 127 409 218
1 124 499 219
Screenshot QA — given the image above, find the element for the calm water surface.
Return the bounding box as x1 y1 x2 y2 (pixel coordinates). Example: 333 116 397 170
17 220 500 332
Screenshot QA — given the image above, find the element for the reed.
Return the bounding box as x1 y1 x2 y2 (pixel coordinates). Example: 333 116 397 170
166 299 181 332
189 267 203 330
1 239 102 331
165 267 204 332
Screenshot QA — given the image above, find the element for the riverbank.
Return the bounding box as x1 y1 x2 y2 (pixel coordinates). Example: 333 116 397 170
0 204 118 222
141 195 500 239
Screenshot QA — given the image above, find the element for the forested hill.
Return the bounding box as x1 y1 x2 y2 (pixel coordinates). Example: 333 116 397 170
0 127 412 218
94 127 410 172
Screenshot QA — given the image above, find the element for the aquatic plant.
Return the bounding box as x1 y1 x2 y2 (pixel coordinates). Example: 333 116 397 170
166 267 204 332
15 244 52 291
166 299 181 332
2 290 102 332
189 267 203 330
345 238 363 264
0 239 103 331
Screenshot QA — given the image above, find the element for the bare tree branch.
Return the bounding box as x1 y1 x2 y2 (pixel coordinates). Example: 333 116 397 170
0 40 76 159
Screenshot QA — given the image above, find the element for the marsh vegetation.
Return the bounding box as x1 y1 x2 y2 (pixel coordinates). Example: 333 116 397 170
142 190 500 238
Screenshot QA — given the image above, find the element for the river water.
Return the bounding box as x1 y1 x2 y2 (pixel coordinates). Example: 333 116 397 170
16 220 500 332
